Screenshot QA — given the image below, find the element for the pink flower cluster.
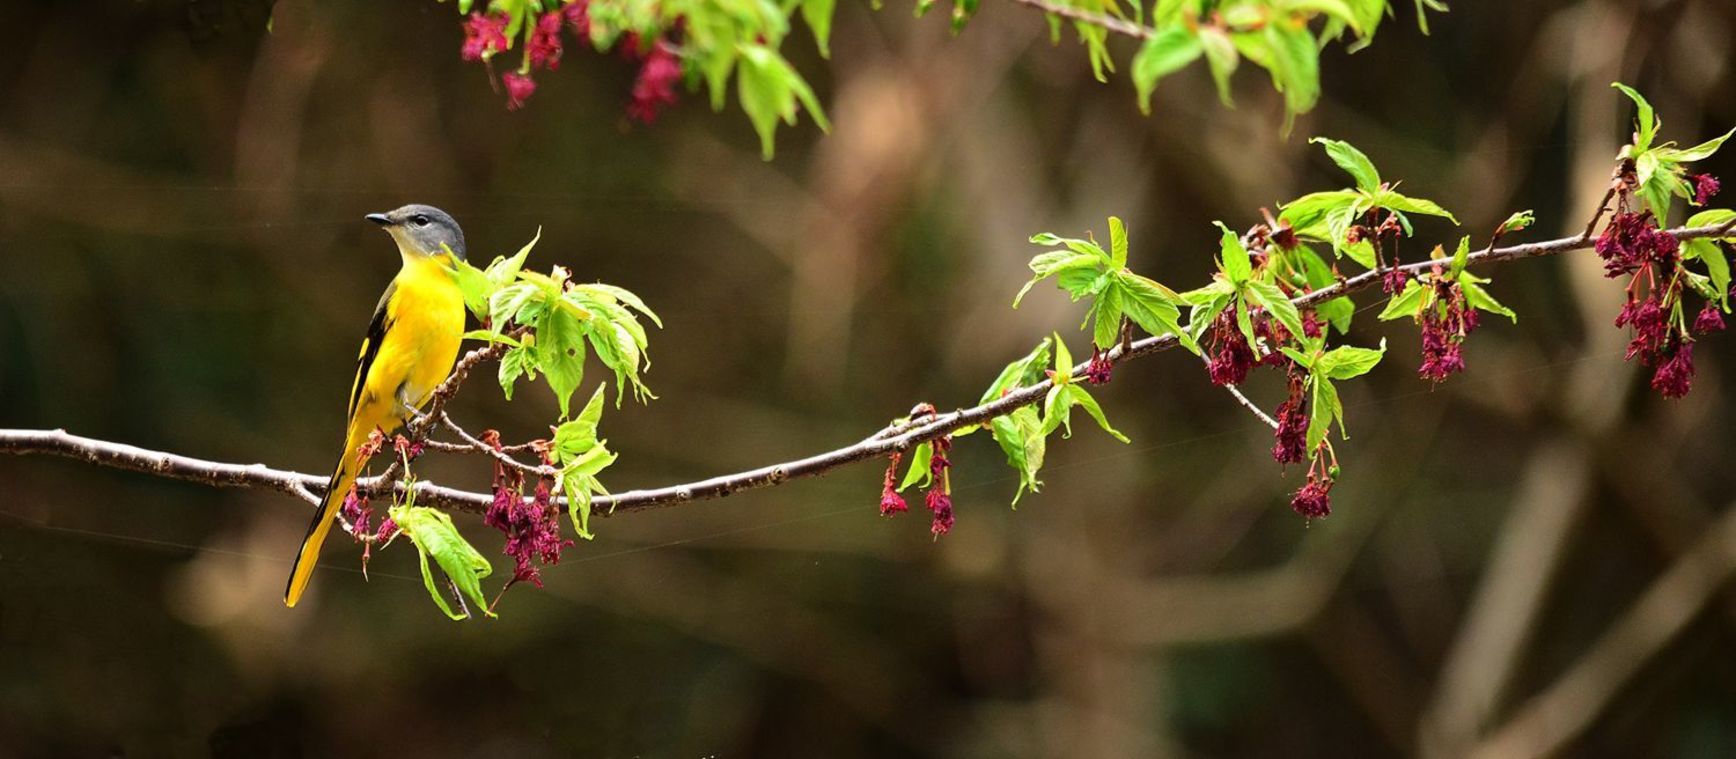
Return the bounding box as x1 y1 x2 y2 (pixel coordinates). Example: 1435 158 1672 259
1598 207 1726 399
878 434 956 537
480 432 572 589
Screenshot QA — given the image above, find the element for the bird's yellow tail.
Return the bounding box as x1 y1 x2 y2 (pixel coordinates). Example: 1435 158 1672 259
284 426 368 607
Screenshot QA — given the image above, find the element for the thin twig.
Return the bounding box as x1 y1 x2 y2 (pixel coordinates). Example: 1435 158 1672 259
3 224 1734 517
1004 0 1156 39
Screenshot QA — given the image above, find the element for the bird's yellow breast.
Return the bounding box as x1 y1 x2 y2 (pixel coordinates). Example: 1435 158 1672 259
356 254 465 433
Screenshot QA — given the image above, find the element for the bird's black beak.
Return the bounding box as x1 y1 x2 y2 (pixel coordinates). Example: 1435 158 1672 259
365 213 392 227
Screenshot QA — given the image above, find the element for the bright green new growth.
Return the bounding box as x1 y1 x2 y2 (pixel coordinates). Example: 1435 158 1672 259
1612 83 1735 222
391 502 499 620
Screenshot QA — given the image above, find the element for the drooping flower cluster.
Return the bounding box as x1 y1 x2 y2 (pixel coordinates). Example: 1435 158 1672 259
1289 443 1337 520
1271 368 1308 465
1418 265 1477 383
1205 309 1256 386
627 40 683 124
455 1 684 115
878 452 908 516
481 431 572 588
1597 208 1722 399
924 436 955 537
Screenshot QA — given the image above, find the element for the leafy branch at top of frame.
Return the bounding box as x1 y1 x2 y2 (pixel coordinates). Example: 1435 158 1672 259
437 0 1447 155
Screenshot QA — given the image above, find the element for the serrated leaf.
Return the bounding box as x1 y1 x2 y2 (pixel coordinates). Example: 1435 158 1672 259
1052 332 1074 383
1040 384 1071 438
463 329 522 346
1311 137 1381 191
1119 273 1194 352
390 505 496 620
1280 190 1362 240
1306 376 1341 449
1448 235 1471 278
1131 26 1203 114
1093 286 1123 350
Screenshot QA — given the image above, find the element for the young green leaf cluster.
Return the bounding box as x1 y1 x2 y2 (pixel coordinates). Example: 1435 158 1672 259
1612 83 1735 222
1117 0 1446 128
453 230 661 416
444 0 1447 153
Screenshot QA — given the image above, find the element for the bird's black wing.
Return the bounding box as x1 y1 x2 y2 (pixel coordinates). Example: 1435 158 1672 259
346 282 396 421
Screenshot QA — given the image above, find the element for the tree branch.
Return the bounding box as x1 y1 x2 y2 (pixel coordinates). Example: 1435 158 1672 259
3 224 1732 517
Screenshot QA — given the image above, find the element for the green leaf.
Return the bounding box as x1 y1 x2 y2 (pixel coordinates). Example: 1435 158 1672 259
1279 190 1362 240
1306 376 1341 449
1316 340 1385 380
1685 209 1735 305
1459 278 1517 322
489 281 542 329
1281 346 1313 368
801 0 835 57
736 43 830 159
981 338 1053 404
1118 273 1194 352
571 283 663 328
497 344 534 400
1447 235 1471 278
1198 27 1239 106
991 407 1046 505
1040 384 1071 438
1265 21 1321 128
1369 189 1459 224
899 441 933 491
1311 137 1381 191
1378 279 1427 321
561 446 616 539
390 505 496 620
1065 384 1130 443
1052 332 1074 384
1108 216 1130 270
1612 82 1658 152
1092 286 1124 350
553 384 608 460
1218 222 1251 284
1131 26 1203 114
1244 280 1305 342
452 258 494 322
534 305 586 418
1658 127 1735 163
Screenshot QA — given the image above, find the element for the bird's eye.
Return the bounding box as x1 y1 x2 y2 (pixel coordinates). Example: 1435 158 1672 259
411 215 430 227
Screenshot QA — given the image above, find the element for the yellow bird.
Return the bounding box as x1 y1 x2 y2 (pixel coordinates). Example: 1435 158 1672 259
284 204 468 607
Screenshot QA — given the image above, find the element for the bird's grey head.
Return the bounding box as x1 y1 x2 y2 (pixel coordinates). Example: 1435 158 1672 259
366 204 466 261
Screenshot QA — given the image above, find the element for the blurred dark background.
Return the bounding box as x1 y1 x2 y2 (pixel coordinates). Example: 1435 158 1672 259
3 0 1736 756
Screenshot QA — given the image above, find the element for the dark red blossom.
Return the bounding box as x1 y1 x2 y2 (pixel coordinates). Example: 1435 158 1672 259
1206 309 1256 386
878 453 908 516
1694 302 1726 334
1595 212 1678 278
627 42 682 124
1692 173 1721 205
1290 479 1332 519
462 12 510 61
925 490 955 536
1300 310 1323 339
1084 348 1114 385
1650 340 1695 399
1382 267 1411 295
563 0 590 34
341 489 371 540
503 72 537 110
482 432 571 588
1417 268 1476 383
1271 371 1308 465
529 12 564 70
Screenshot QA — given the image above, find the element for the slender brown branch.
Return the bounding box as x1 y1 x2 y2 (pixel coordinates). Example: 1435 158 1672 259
3 224 1734 517
1004 0 1156 39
